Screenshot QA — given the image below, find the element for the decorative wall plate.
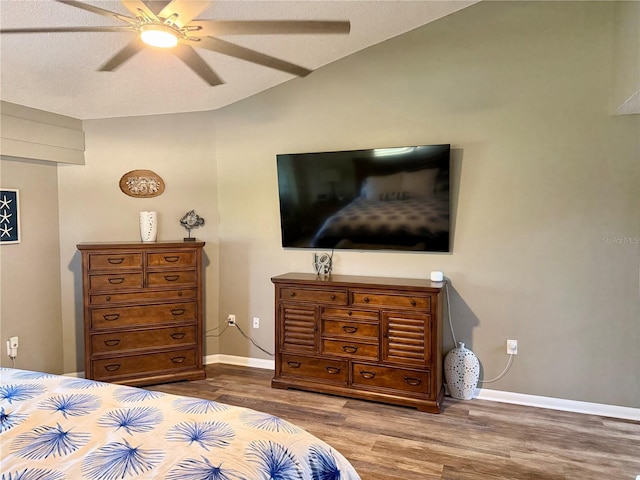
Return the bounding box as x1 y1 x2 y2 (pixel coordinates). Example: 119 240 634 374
119 170 165 198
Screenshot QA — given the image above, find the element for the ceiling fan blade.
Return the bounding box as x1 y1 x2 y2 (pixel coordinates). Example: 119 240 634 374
55 0 135 24
173 43 223 86
0 26 134 34
99 37 145 71
121 0 159 21
190 20 351 36
158 0 212 27
196 37 312 77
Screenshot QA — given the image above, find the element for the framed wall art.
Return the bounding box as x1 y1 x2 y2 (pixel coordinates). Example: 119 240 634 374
0 188 20 245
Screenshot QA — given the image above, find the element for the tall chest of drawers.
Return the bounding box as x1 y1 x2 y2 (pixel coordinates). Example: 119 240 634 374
271 273 444 413
78 241 206 386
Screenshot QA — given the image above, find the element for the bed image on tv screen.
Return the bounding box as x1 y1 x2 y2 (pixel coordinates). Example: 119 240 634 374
276 144 451 252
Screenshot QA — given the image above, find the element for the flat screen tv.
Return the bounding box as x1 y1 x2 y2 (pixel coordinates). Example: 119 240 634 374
276 144 451 252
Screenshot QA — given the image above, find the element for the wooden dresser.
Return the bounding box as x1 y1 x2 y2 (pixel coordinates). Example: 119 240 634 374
78 241 206 386
271 273 444 412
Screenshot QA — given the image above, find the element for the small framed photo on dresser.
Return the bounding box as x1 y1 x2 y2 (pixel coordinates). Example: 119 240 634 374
0 189 20 245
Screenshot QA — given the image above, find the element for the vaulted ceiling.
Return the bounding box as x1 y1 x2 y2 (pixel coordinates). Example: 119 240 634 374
0 0 476 119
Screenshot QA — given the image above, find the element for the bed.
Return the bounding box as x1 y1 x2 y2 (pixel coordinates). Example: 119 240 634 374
311 167 450 251
0 367 361 480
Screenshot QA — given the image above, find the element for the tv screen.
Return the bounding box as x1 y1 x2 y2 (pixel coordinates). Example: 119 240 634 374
276 144 451 252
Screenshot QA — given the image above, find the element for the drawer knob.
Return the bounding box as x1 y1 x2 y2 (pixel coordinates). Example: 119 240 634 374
348 311 353 316
164 255 179 262
171 308 186 316
330 294 336 300
411 300 417 307
108 277 125 285
106 296 111 302
103 339 120 347
164 275 180 282
178 291 183 297
342 326 358 334
290 292 296 297
363 297 370 303
107 257 124 264
404 376 422 386
171 356 186 364
170 332 186 340
360 370 376 379
287 361 301 369
104 364 121 372
325 366 341 374
342 345 358 354
103 313 120 321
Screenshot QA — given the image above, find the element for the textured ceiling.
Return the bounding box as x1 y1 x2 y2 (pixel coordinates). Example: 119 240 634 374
0 0 475 120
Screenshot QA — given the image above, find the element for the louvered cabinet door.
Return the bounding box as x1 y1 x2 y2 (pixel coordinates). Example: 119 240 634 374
382 312 431 367
279 304 318 353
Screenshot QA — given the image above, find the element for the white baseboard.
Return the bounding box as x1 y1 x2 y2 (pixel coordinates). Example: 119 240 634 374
205 355 639 421
475 388 639 421
205 354 275 371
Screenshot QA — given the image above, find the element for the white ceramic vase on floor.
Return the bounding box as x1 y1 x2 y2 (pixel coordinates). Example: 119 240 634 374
444 341 480 400
139 211 157 242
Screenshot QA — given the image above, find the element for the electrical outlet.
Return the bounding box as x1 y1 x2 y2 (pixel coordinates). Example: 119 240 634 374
227 314 236 326
507 339 518 355
6 336 18 358
252 317 260 329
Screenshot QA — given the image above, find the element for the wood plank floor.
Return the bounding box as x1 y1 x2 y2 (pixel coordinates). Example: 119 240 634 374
148 364 640 480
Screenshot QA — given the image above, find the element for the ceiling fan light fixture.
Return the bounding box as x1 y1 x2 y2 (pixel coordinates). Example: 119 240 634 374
140 24 179 48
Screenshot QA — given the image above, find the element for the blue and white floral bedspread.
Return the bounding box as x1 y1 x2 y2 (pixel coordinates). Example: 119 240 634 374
0 368 360 480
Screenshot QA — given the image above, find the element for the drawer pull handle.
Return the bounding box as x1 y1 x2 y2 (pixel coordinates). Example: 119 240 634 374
360 370 376 379
342 326 358 334
290 292 296 297
107 257 124 264
363 297 370 303
287 361 301 368
348 311 352 316
178 291 183 297
106 296 111 301
171 332 186 340
103 313 120 321
325 367 341 374
330 294 336 300
404 376 422 386
411 300 417 307
164 275 180 282
104 339 120 347
104 364 121 372
164 256 180 262
108 277 125 284
171 308 186 316
342 345 358 353
171 356 186 364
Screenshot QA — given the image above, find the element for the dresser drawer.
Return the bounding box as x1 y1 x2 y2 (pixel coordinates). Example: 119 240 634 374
280 287 348 305
322 339 378 360
322 307 379 322
351 291 430 311
91 325 197 354
92 348 197 378
91 302 196 329
147 251 196 267
322 319 379 340
147 270 197 287
352 363 431 395
89 273 143 291
90 288 197 305
280 354 347 384
88 252 142 271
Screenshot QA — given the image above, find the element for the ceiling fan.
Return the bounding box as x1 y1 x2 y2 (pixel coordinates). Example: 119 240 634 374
0 0 351 86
